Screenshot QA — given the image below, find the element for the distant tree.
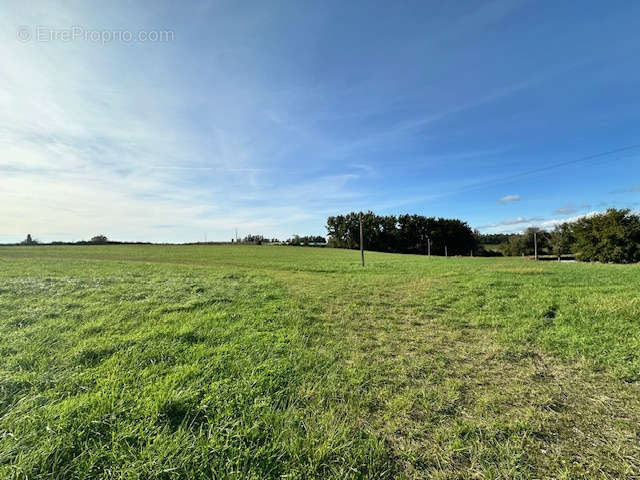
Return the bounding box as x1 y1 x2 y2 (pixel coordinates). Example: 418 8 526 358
241 234 284 245
525 227 551 255
287 235 326 246
90 235 108 244
550 223 575 256
499 235 527 256
289 235 301 246
475 232 518 245
496 209 640 262
499 227 551 256
326 212 475 255
20 234 38 245
241 234 265 244
571 209 640 263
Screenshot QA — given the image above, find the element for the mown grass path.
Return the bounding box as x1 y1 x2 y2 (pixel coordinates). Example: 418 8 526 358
0 245 638 479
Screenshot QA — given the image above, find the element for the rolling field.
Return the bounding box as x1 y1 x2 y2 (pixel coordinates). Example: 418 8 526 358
1 245 639 479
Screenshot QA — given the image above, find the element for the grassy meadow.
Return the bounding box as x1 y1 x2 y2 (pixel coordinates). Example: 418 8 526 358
0 245 639 479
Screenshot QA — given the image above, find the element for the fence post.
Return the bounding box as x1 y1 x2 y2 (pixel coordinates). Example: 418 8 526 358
359 212 365 267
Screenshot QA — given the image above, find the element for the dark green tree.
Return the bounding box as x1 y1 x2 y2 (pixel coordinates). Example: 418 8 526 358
326 212 476 255
90 235 108 244
20 234 38 245
571 209 640 263
499 227 550 256
550 223 575 256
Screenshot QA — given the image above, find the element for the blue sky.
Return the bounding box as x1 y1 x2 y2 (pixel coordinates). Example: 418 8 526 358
1 0 639 242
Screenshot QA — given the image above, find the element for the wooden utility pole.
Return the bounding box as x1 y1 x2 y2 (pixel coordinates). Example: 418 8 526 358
359 212 365 267
534 231 538 260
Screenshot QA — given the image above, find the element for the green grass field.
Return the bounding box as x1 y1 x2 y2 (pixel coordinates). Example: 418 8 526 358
1 245 639 479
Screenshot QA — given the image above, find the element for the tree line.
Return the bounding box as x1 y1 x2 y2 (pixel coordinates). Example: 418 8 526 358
287 235 326 246
234 234 280 245
325 208 640 263
326 212 476 255
496 209 640 263
15 234 128 246
13 209 639 263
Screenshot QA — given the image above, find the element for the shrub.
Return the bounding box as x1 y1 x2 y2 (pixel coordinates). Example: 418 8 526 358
20 234 38 245
571 209 640 263
90 235 109 244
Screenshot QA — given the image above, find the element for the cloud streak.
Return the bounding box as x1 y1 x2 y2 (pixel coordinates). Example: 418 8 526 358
553 203 591 215
611 185 640 194
499 194 520 203
478 211 602 233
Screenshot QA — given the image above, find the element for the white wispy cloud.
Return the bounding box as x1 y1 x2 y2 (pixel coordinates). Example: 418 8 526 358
553 203 591 215
611 185 640 194
478 211 602 234
499 194 520 203
0 3 371 242
479 216 542 229
537 212 597 229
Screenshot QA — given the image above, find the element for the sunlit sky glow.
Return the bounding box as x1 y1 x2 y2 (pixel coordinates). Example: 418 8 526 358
1 1 639 243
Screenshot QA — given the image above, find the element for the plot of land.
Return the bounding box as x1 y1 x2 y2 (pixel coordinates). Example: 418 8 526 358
0 245 639 479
